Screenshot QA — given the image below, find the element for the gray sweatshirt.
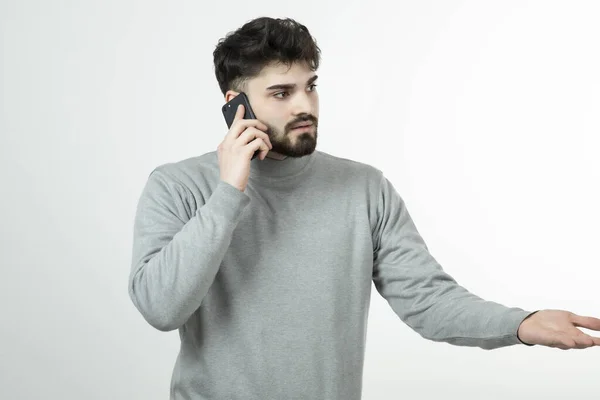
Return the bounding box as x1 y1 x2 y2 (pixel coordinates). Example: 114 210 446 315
129 150 534 399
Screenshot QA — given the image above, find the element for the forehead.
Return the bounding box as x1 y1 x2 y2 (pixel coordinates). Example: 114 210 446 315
249 62 316 89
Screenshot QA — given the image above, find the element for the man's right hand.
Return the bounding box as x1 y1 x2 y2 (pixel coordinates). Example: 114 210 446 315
217 104 273 192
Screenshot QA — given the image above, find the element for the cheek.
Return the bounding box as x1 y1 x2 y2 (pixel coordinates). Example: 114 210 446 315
266 121 286 137
274 122 289 136
270 116 289 132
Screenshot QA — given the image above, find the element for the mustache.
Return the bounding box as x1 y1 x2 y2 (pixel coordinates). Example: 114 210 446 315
286 115 318 130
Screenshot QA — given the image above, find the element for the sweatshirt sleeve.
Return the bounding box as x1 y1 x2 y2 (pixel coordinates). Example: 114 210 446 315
371 173 536 349
128 167 251 332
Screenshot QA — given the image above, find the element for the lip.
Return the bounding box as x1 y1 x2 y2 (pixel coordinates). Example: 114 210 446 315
291 126 313 132
292 123 313 129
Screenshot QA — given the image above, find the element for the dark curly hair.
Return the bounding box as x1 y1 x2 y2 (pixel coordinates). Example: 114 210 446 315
213 17 322 96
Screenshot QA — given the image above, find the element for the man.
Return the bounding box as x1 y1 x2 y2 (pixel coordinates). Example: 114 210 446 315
129 16 600 399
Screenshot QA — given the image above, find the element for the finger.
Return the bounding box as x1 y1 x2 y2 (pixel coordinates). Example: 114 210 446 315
246 127 272 148
233 112 268 132
248 138 270 160
571 314 600 331
223 104 247 142
559 329 596 350
234 103 245 122
243 119 269 133
238 127 273 150
229 103 267 131
254 127 273 149
548 332 575 350
572 333 596 349
582 332 600 346
559 337 576 350
229 119 269 141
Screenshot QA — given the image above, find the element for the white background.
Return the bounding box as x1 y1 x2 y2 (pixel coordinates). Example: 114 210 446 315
1 1 599 399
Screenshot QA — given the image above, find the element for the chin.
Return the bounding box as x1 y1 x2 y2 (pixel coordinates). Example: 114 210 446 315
287 148 316 158
282 141 317 158
270 130 318 158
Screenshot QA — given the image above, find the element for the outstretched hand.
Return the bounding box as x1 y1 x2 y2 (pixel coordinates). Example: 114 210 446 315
517 309 600 349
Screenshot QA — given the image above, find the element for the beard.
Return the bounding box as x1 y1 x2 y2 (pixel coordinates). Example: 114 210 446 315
265 115 318 158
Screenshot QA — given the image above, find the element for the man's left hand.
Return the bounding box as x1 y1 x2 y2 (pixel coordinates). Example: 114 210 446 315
517 309 600 349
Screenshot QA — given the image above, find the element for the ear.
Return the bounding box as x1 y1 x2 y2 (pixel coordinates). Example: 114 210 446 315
225 90 240 103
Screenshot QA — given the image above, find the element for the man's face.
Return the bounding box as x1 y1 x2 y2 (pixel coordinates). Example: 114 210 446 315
225 62 319 158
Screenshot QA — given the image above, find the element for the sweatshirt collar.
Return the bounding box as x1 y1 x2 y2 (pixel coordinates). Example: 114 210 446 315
249 151 317 181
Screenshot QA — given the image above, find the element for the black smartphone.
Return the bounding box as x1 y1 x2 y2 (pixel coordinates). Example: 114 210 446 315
222 92 260 160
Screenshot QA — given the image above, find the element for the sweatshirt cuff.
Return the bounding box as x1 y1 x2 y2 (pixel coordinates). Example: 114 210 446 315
516 310 540 346
495 308 538 347
199 180 251 225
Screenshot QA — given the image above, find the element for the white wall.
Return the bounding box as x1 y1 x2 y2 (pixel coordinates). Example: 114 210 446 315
1 1 598 399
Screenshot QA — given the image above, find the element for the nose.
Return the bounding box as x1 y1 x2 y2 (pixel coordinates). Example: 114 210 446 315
291 92 313 116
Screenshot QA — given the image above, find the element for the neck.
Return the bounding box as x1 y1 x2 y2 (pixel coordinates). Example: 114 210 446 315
265 151 287 160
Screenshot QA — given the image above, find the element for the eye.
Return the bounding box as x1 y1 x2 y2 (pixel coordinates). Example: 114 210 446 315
273 84 317 99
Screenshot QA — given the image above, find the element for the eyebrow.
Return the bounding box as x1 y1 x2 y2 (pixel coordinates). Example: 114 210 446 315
265 75 318 91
